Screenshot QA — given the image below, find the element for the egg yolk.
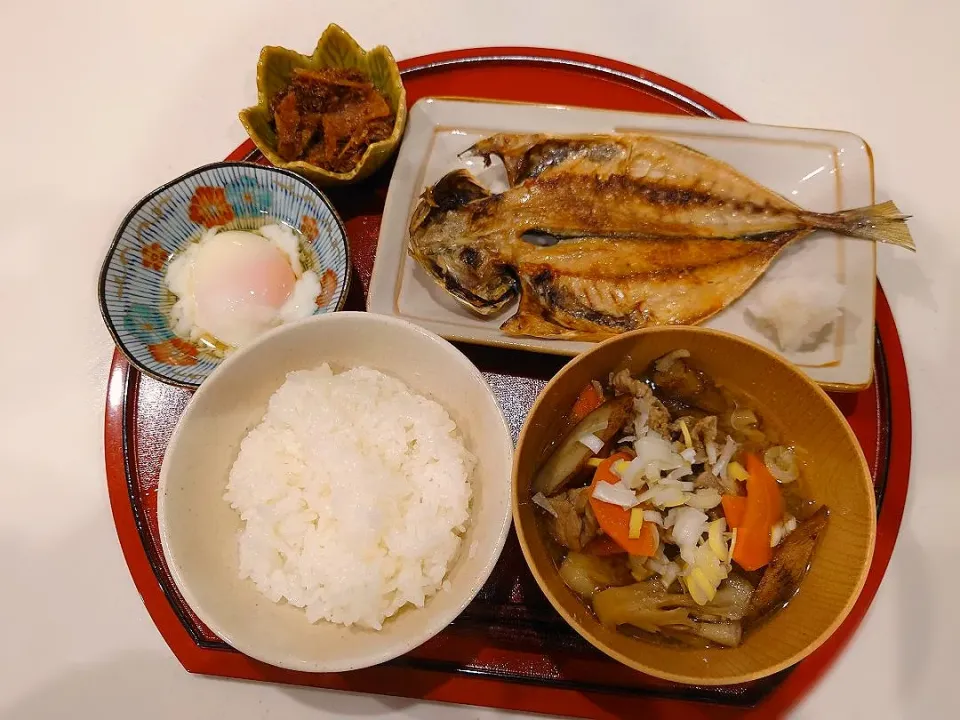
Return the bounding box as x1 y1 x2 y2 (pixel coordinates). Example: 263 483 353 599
191 231 297 347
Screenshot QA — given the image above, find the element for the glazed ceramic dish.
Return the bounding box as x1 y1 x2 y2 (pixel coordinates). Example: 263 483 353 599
157 312 513 672
98 162 350 388
512 326 876 685
239 24 407 187
367 98 878 391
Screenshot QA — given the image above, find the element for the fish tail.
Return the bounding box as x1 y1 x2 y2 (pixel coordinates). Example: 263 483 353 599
805 201 915 250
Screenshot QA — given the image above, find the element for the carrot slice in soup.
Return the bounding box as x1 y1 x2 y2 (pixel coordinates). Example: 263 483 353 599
731 453 784 571
587 453 659 556
569 383 604 424
745 452 784 525
732 525 771 571
721 495 748 528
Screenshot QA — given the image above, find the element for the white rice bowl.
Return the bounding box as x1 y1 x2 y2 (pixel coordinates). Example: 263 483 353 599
224 363 475 630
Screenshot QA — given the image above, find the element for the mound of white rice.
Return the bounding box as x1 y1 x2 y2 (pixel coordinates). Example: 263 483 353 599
224 364 474 630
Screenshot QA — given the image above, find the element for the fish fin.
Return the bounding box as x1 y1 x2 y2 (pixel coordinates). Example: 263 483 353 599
501 278 555 336
462 134 508 165
806 201 915 250
501 276 584 340
502 308 610 341
459 143 491 166
463 134 549 185
502 272 628 341
501 309 559 338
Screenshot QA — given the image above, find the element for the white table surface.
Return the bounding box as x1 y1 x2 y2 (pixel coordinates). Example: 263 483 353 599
3 0 958 717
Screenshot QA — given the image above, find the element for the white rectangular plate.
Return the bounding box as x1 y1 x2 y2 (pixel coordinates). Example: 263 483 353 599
368 98 876 391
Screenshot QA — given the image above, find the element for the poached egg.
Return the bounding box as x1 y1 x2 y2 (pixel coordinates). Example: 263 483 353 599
165 224 321 349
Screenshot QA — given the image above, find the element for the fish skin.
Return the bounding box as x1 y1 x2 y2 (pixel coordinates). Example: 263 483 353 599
504 234 803 340
471 132 804 239
469 133 630 186
470 133 913 244
408 133 913 341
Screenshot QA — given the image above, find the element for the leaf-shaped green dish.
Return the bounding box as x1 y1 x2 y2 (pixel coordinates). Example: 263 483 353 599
239 24 407 187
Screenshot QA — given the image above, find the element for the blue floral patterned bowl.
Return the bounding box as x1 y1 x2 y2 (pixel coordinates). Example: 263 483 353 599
98 162 351 388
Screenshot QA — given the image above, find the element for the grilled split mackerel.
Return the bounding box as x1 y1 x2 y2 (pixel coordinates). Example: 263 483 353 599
408 133 914 341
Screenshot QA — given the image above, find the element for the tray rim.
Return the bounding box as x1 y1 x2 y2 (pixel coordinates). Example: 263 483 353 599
103 46 912 719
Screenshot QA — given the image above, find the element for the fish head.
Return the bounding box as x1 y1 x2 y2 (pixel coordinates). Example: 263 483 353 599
408 170 517 315
413 238 517 315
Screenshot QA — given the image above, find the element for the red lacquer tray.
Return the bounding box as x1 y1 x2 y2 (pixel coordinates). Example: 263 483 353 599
105 48 912 719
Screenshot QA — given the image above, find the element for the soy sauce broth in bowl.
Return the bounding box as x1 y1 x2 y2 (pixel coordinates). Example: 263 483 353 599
513 327 875 685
